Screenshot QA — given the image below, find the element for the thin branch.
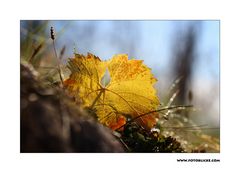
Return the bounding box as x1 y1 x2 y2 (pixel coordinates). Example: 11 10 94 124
115 105 193 131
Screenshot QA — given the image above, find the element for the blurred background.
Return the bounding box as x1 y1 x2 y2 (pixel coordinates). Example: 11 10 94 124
20 20 220 137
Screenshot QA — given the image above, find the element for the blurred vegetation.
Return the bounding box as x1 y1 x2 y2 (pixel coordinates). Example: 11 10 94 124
20 21 220 153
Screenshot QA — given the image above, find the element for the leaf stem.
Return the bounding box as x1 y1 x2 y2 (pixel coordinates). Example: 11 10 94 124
90 89 104 109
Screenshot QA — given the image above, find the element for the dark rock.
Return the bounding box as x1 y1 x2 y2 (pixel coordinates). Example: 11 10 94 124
20 62 124 152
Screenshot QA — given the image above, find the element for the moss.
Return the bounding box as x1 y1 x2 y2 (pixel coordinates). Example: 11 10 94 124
120 122 185 153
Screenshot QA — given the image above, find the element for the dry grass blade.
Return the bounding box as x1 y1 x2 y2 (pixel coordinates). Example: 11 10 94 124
29 43 43 63
50 27 64 87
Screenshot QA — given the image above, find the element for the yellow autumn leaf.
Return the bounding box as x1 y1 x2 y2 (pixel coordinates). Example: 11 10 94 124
64 53 160 130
